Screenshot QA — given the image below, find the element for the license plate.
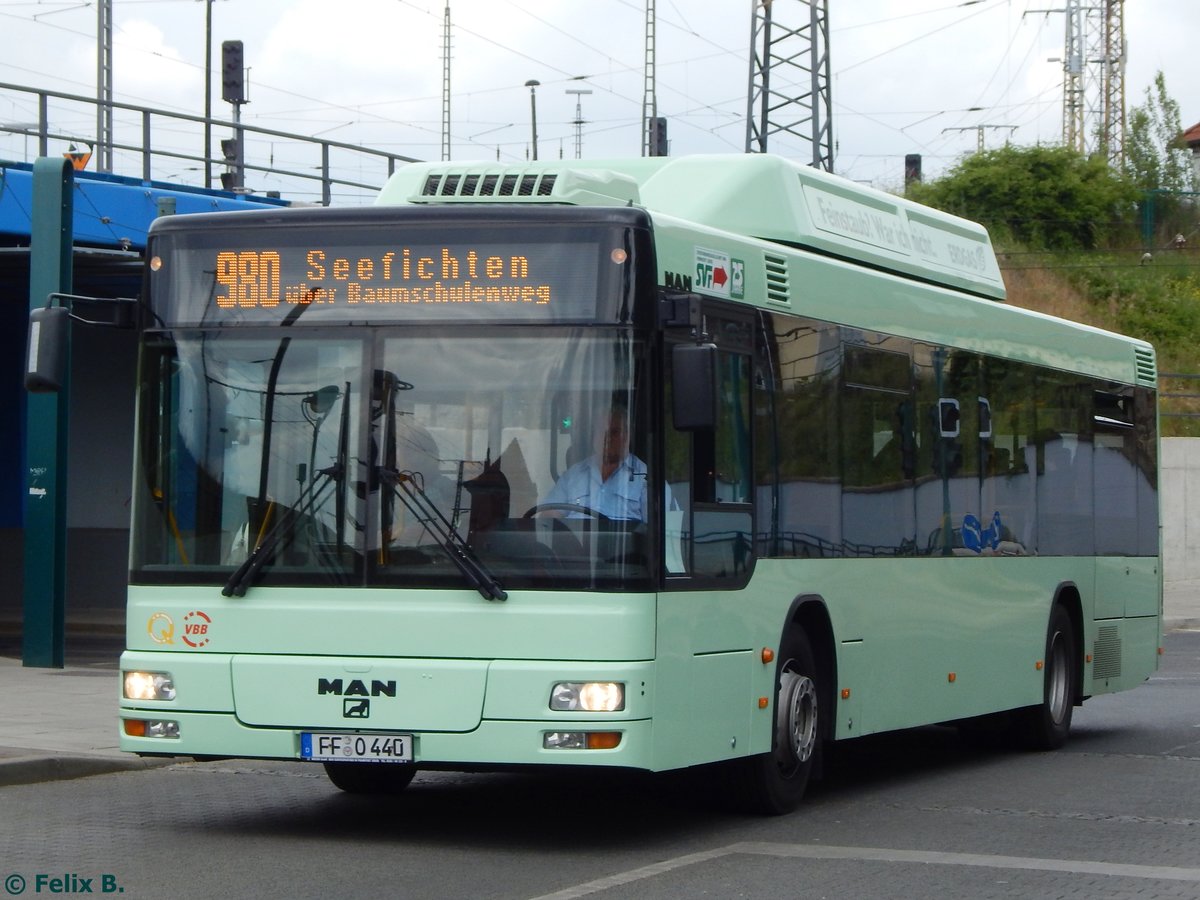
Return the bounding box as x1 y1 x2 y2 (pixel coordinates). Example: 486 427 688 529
301 732 413 763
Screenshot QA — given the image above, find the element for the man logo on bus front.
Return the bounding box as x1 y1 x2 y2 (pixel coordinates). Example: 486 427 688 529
343 699 370 719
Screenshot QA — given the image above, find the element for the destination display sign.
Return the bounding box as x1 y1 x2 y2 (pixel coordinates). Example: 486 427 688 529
151 229 614 326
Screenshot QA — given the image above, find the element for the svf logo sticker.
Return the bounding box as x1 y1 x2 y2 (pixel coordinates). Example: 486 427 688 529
181 610 212 648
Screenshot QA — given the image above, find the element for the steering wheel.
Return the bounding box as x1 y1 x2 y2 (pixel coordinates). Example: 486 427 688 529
522 502 609 520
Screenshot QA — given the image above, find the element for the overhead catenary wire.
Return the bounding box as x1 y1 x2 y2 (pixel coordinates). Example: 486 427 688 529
0 1 1181 185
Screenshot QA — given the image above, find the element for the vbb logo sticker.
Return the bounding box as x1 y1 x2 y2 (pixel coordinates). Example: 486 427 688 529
181 610 212 648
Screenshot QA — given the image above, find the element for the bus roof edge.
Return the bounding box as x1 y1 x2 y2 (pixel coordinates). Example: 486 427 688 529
377 154 1006 301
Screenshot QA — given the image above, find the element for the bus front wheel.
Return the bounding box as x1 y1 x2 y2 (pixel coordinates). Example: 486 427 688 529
739 626 824 815
324 762 417 795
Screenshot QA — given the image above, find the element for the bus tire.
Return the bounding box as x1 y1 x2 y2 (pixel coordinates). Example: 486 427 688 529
738 626 823 815
1014 604 1077 751
323 762 417 795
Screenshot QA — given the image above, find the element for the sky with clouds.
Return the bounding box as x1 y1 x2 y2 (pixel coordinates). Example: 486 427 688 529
0 0 1196 204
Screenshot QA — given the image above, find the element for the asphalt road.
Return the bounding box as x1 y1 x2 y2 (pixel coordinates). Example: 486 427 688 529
2 633 1199 899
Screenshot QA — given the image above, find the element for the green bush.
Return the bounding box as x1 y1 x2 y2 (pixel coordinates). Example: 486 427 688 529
908 145 1140 251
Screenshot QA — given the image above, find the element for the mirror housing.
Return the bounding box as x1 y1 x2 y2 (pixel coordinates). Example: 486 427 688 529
672 342 718 431
25 305 70 393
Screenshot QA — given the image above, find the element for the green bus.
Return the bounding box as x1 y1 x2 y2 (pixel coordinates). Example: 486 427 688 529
114 154 1160 813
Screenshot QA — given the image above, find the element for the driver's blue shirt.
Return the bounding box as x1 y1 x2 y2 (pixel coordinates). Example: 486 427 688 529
543 454 647 521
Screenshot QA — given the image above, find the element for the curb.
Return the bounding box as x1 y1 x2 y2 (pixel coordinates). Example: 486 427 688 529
1165 618 1200 633
0 753 177 788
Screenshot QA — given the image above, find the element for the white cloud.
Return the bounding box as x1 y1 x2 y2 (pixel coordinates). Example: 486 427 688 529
111 19 197 101
256 0 437 102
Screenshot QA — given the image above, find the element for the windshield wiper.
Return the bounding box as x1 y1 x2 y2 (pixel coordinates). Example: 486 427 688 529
380 466 507 602
224 377 351 597
221 462 341 597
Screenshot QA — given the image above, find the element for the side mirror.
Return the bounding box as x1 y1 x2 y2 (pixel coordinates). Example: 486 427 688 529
25 305 70 393
672 342 717 431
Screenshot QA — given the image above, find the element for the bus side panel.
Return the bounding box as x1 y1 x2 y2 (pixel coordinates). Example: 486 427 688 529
655 554 1160 753
653 591 775 770
751 557 1083 739
1088 615 1160 697
1096 556 1160 619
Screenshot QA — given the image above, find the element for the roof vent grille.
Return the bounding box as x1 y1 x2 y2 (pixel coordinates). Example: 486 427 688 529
1135 346 1157 387
765 254 790 304
388 164 641 207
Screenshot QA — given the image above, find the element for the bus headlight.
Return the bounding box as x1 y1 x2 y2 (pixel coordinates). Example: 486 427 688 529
123 719 180 739
549 682 624 712
123 671 176 701
543 731 622 750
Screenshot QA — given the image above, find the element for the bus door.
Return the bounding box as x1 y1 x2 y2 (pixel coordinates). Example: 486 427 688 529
665 306 755 584
662 302 757 763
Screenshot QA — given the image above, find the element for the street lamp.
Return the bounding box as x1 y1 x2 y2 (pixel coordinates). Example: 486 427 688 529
203 0 213 188
1 122 39 161
524 79 540 161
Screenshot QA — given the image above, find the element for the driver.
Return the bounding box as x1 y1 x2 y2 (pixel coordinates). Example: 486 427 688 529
541 403 647 522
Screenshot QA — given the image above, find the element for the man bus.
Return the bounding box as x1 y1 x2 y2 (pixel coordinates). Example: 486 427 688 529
86 153 1159 813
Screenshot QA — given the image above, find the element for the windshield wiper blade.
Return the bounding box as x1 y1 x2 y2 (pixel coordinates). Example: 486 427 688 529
380 466 507 602
221 464 339 597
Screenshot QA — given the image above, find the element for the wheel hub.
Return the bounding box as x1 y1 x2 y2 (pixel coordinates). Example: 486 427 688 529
776 668 818 769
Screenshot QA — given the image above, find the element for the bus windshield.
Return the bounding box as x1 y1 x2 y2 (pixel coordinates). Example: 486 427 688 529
131 326 655 593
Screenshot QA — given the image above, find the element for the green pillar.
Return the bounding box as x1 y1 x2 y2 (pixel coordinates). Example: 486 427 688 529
23 158 74 668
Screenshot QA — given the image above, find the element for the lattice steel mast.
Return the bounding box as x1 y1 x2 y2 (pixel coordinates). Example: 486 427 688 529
97 0 113 172
642 0 657 156
1049 0 1125 166
1101 0 1126 168
441 3 452 161
745 0 833 171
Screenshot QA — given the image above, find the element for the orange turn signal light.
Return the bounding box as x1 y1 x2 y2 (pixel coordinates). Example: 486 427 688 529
123 720 146 737
585 732 621 750
761 648 775 664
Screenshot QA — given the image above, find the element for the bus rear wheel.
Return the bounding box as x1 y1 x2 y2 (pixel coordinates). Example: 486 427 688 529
1014 604 1077 750
323 762 417 795
738 627 823 815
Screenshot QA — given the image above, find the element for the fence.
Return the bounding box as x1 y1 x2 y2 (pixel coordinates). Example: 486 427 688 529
1159 373 1200 437
0 82 419 205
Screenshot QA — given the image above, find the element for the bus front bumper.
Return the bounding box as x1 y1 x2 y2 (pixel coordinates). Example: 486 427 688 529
118 650 656 770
